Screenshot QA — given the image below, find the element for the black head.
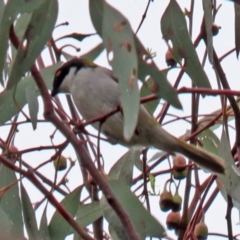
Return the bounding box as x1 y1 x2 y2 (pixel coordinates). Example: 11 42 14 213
51 58 85 96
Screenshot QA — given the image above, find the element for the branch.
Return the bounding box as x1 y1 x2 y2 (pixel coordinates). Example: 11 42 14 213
9 25 139 240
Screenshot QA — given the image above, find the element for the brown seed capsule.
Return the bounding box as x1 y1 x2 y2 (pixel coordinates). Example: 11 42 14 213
54 155 67 171
5 145 19 162
165 49 177 67
159 190 173 212
172 193 182 212
212 24 220 36
172 155 187 180
194 222 208 240
166 212 181 230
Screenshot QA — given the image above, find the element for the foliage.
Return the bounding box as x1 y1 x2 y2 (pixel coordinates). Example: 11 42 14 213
0 0 240 239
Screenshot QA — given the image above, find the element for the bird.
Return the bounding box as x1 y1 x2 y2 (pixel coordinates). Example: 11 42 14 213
51 58 225 174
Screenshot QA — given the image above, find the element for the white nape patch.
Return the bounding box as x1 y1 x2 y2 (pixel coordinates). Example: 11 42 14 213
60 67 78 93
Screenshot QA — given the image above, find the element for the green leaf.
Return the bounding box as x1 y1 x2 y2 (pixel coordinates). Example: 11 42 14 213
57 33 96 42
198 128 220 155
202 0 213 63
80 42 105 61
0 63 61 125
25 85 39 130
235 2 240 58
0 165 24 239
0 205 13 238
89 0 104 34
149 174 156 193
101 180 166 239
39 207 50 240
102 2 139 141
108 224 121 240
217 130 240 206
0 0 4 24
89 0 181 109
136 38 181 109
20 183 40 240
48 186 82 239
0 0 45 84
75 201 102 227
161 0 211 89
147 151 166 162
7 0 58 90
15 13 32 41
108 148 140 186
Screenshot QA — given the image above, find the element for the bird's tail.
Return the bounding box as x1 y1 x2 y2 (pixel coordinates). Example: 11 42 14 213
150 125 225 174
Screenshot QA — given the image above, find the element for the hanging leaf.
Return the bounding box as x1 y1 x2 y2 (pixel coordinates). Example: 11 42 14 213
202 0 213 63
20 183 40 240
57 32 96 42
198 128 220 155
39 207 50 240
89 0 104 34
217 130 240 205
0 63 61 125
0 165 24 239
108 147 140 186
48 186 82 239
14 13 32 41
136 38 182 109
0 0 45 84
80 42 104 61
25 85 39 130
101 180 166 239
89 0 181 110
235 2 240 58
75 201 102 227
102 2 139 141
161 0 211 89
7 0 58 90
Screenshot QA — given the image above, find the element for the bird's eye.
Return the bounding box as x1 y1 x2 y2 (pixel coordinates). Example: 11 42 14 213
55 70 62 77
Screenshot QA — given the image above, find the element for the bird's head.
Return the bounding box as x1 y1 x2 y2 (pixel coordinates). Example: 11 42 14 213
51 58 96 96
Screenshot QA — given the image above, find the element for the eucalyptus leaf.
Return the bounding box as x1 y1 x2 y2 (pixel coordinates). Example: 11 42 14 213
80 42 104 61
198 129 220 155
136 38 181 109
89 0 181 110
15 13 32 41
39 207 50 240
0 0 45 84
0 205 12 238
75 201 102 227
89 0 104 34
20 183 40 240
102 2 139 141
218 130 240 205
0 0 4 25
25 85 39 130
7 0 58 90
235 2 240 57
0 63 61 125
48 186 82 239
108 225 121 240
108 147 140 186
57 32 96 42
0 165 24 239
202 0 213 63
161 0 211 89
148 151 166 163
101 180 166 240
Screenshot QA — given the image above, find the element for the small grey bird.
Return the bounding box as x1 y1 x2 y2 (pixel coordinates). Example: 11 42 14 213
51 58 225 174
